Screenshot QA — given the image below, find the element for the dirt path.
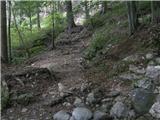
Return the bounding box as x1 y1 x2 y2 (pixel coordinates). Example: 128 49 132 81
2 26 92 120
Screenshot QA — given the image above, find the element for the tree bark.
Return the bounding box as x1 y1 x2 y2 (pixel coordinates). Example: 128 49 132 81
28 4 32 33
1 1 8 63
50 1 55 50
127 1 138 35
66 0 76 30
37 6 41 30
102 1 107 14
84 1 89 19
151 1 160 24
8 1 12 62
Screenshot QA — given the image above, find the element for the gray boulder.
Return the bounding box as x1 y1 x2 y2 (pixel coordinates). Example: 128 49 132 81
131 88 155 114
129 65 146 74
145 66 160 84
134 78 154 90
99 103 113 113
74 97 85 107
149 102 160 119
93 110 107 120
53 110 71 120
86 92 96 104
70 107 92 120
110 101 128 118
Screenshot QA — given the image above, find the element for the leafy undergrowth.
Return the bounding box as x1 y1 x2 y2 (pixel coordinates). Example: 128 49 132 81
11 12 66 64
83 2 160 85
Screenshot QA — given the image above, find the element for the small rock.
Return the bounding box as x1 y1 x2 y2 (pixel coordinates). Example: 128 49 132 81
99 103 112 113
155 57 160 64
21 108 28 113
53 110 71 120
123 54 142 63
134 78 154 90
129 65 146 74
74 97 85 107
114 96 126 102
101 98 113 103
146 53 154 60
148 61 156 66
86 92 96 104
149 102 160 119
63 102 71 107
128 110 136 118
119 73 142 81
93 110 107 120
107 90 120 97
71 107 92 120
110 101 128 118
145 65 160 84
131 88 155 114
80 83 89 92
154 87 160 94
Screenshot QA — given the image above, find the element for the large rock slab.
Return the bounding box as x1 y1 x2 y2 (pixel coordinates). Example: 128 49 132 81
53 110 71 120
131 88 155 114
149 102 160 119
110 101 128 118
70 107 92 120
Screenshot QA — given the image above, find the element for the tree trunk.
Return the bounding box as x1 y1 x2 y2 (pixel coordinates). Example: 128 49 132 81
37 6 41 30
66 0 76 30
50 1 55 50
8 1 12 62
102 1 107 14
12 4 30 58
84 1 90 19
127 1 138 35
28 4 32 33
151 1 160 24
1 1 8 63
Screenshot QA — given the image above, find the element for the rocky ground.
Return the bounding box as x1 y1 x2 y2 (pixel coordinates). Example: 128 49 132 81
1 25 160 120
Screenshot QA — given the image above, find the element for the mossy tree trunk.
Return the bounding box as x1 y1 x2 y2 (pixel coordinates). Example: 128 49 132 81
127 1 138 35
102 1 107 14
151 1 160 24
1 1 8 63
66 0 76 30
84 0 90 19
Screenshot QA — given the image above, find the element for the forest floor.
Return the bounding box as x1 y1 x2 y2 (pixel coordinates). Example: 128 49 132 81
1 24 160 120
1 26 93 120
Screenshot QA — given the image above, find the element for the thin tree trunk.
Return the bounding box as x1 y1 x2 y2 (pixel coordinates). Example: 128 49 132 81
50 1 55 50
1 1 8 63
8 1 12 62
12 4 30 58
151 1 160 23
127 1 138 35
66 0 76 30
28 4 32 33
37 6 41 30
84 1 89 19
102 1 107 14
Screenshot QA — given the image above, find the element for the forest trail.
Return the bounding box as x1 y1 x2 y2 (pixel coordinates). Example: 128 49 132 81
30 26 91 92
2 26 92 120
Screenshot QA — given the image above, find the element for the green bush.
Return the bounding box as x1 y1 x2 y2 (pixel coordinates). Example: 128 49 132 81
85 31 108 60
